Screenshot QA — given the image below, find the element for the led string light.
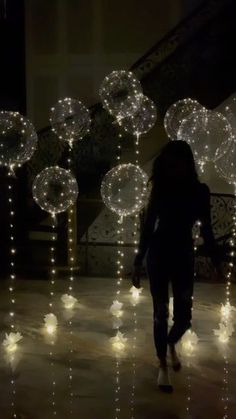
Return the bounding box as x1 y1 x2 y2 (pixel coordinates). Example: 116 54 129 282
32 167 78 416
46 214 58 416
0 111 37 172
177 109 232 174
164 98 203 141
113 136 125 419
51 96 87 413
3 172 22 419
50 97 91 148
213 185 236 343
64 134 78 416
221 352 230 419
99 70 143 122
0 111 37 418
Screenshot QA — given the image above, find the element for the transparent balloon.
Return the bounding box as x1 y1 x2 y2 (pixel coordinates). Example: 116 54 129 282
177 109 232 167
50 97 91 146
164 98 203 140
215 137 236 185
99 70 143 120
118 95 157 136
0 111 37 169
101 163 148 218
33 166 79 215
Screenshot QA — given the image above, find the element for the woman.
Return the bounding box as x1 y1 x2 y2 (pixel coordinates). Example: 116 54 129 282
132 141 220 393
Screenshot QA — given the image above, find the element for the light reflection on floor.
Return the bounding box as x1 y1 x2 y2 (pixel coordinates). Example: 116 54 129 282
0 278 235 418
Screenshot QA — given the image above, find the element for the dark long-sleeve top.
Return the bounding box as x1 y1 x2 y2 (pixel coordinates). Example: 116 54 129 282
134 182 219 266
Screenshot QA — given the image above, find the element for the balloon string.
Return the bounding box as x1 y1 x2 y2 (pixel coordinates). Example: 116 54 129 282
7 172 17 419
49 214 57 311
67 141 75 415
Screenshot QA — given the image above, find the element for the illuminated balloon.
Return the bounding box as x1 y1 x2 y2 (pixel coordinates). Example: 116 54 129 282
215 137 236 185
33 166 78 215
164 98 203 140
118 95 157 136
101 163 148 217
177 109 232 166
99 70 143 120
0 111 37 169
50 97 91 146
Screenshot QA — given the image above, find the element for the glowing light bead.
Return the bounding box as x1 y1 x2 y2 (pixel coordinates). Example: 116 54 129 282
3 332 23 353
213 322 234 343
177 109 232 168
44 313 58 335
181 330 199 355
129 285 143 301
110 331 127 351
110 300 123 318
99 70 143 120
0 111 37 169
50 97 91 147
61 294 78 310
32 166 78 215
215 137 236 184
164 98 203 140
101 163 148 218
118 95 157 136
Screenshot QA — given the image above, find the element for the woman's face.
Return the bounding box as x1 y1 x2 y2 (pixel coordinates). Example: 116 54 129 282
165 154 190 181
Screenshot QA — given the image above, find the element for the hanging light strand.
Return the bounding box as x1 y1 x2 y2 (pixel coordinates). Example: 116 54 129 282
49 214 57 311
7 173 17 331
7 172 17 419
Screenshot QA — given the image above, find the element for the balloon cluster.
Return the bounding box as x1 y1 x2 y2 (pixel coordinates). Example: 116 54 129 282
164 98 233 171
99 70 153 218
99 69 157 137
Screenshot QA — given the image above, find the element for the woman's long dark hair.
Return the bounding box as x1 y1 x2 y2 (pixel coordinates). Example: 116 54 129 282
150 140 199 192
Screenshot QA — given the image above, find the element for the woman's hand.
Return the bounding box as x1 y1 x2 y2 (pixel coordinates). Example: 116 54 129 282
132 264 142 289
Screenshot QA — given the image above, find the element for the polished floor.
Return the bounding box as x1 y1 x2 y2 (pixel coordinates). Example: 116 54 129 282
0 277 235 419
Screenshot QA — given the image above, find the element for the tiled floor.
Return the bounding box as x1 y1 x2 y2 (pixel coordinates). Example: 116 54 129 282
0 277 235 418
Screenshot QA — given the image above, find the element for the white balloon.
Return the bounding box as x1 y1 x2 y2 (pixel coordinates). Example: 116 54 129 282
99 70 143 120
101 163 148 217
177 109 232 166
164 98 203 140
33 166 78 215
0 111 37 168
118 95 157 136
50 97 91 146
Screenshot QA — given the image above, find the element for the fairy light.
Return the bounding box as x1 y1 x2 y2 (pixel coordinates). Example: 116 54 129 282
31 163 79 413
177 109 232 173
164 98 202 141
118 95 157 138
7 175 17 334
0 111 37 170
99 70 143 121
0 111 37 418
221 353 230 419
2 172 23 419
50 97 91 147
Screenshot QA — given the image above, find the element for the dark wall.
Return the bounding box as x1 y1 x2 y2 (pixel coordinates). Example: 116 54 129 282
0 0 26 113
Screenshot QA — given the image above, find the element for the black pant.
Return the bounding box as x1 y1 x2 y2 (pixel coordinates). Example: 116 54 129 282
146 245 194 360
